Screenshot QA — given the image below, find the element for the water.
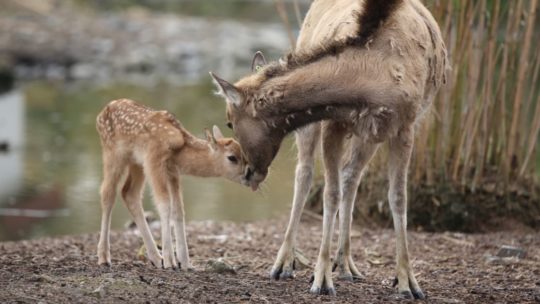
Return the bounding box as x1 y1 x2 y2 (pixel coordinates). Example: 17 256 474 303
0 81 299 241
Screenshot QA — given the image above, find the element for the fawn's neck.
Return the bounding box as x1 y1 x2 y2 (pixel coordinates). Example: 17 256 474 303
175 136 223 178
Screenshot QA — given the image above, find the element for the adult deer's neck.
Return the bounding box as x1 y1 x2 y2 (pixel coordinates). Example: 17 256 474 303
264 103 361 136
252 60 390 135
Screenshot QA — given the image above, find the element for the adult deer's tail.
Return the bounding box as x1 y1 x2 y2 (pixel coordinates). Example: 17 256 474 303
354 0 404 46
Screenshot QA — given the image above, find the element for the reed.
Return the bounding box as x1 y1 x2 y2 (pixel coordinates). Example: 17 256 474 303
420 0 539 191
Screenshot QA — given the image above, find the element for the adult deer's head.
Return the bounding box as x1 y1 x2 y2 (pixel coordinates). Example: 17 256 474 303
210 52 283 190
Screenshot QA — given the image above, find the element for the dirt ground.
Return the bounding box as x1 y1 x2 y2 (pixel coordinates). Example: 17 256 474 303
1 215 539 303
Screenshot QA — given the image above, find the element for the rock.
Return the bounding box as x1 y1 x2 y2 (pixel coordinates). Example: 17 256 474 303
205 258 237 275
125 211 157 229
197 234 228 244
92 284 107 298
151 278 165 287
365 249 393 266
137 240 162 261
29 274 55 283
294 248 311 270
485 255 520 265
496 246 526 259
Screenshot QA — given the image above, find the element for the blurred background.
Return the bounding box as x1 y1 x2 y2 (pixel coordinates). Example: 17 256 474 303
0 0 313 241
0 0 538 241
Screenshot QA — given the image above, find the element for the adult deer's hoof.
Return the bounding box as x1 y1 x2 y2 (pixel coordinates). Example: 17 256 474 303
333 250 363 282
309 274 336 296
271 266 294 280
393 276 425 300
270 247 310 280
309 285 336 296
310 261 336 296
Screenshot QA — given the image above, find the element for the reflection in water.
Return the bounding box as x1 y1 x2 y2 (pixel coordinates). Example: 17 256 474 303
0 82 298 241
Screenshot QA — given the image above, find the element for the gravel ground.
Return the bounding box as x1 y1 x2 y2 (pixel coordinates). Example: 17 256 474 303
1 216 539 303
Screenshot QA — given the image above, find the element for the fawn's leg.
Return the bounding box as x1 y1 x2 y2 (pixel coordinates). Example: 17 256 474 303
271 123 321 280
97 153 126 266
170 175 191 269
334 140 379 281
121 164 162 267
388 128 424 299
310 122 346 296
146 157 177 269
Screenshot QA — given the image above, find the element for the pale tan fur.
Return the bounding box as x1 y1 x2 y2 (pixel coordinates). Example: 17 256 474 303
96 99 248 269
211 0 448 297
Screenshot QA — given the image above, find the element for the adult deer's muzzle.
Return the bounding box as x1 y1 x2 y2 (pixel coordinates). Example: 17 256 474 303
244 166 264 191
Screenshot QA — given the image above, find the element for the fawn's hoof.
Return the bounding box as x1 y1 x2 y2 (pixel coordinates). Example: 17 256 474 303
98 261 111 268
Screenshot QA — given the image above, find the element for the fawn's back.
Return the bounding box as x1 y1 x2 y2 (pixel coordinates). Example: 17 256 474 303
96 99 186 158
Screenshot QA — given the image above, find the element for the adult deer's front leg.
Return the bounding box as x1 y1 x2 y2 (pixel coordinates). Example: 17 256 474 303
334 140 379 281
271 124 320 280
388 129 424 299
310 122 346 296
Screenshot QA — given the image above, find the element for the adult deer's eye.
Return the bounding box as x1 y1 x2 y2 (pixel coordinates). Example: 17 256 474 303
226 122 233 129
227 155 238 163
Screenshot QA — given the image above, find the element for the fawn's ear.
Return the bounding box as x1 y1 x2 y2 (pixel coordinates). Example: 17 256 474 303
210 72 242 107
251 51 267 72
205 128 218 150
212 125 224 140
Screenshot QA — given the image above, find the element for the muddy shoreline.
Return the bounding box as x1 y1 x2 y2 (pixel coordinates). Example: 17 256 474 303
1 216 539 303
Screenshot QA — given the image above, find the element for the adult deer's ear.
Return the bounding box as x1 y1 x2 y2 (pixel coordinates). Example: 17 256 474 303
212 125 224 140
205 128 218 150
210 72 242 107
251 51 267 72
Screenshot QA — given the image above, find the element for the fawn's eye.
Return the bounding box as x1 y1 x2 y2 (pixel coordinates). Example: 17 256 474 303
226 122 233 129
227 155 238 163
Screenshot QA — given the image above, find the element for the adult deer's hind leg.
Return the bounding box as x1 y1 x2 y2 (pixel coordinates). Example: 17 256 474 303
121 164 162 267
388 128 424 299
310 122 346 296
271 123 321 280
334 139 379 281
97 153 126 266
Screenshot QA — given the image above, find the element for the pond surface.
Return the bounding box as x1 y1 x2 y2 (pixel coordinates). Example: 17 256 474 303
0 81 301 241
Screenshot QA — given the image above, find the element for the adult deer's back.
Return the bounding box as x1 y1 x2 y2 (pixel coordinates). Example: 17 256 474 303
298 0 447 113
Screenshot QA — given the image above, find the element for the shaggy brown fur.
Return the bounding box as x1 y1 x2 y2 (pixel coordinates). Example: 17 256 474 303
211 0 449 298
262 0 404 82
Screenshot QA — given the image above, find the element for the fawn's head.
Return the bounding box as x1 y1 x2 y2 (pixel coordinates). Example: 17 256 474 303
210 52 283 189
205 125 255 190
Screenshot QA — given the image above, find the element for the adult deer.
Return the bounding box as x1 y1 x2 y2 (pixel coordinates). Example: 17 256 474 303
96 99 250 270
211 0 447 298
